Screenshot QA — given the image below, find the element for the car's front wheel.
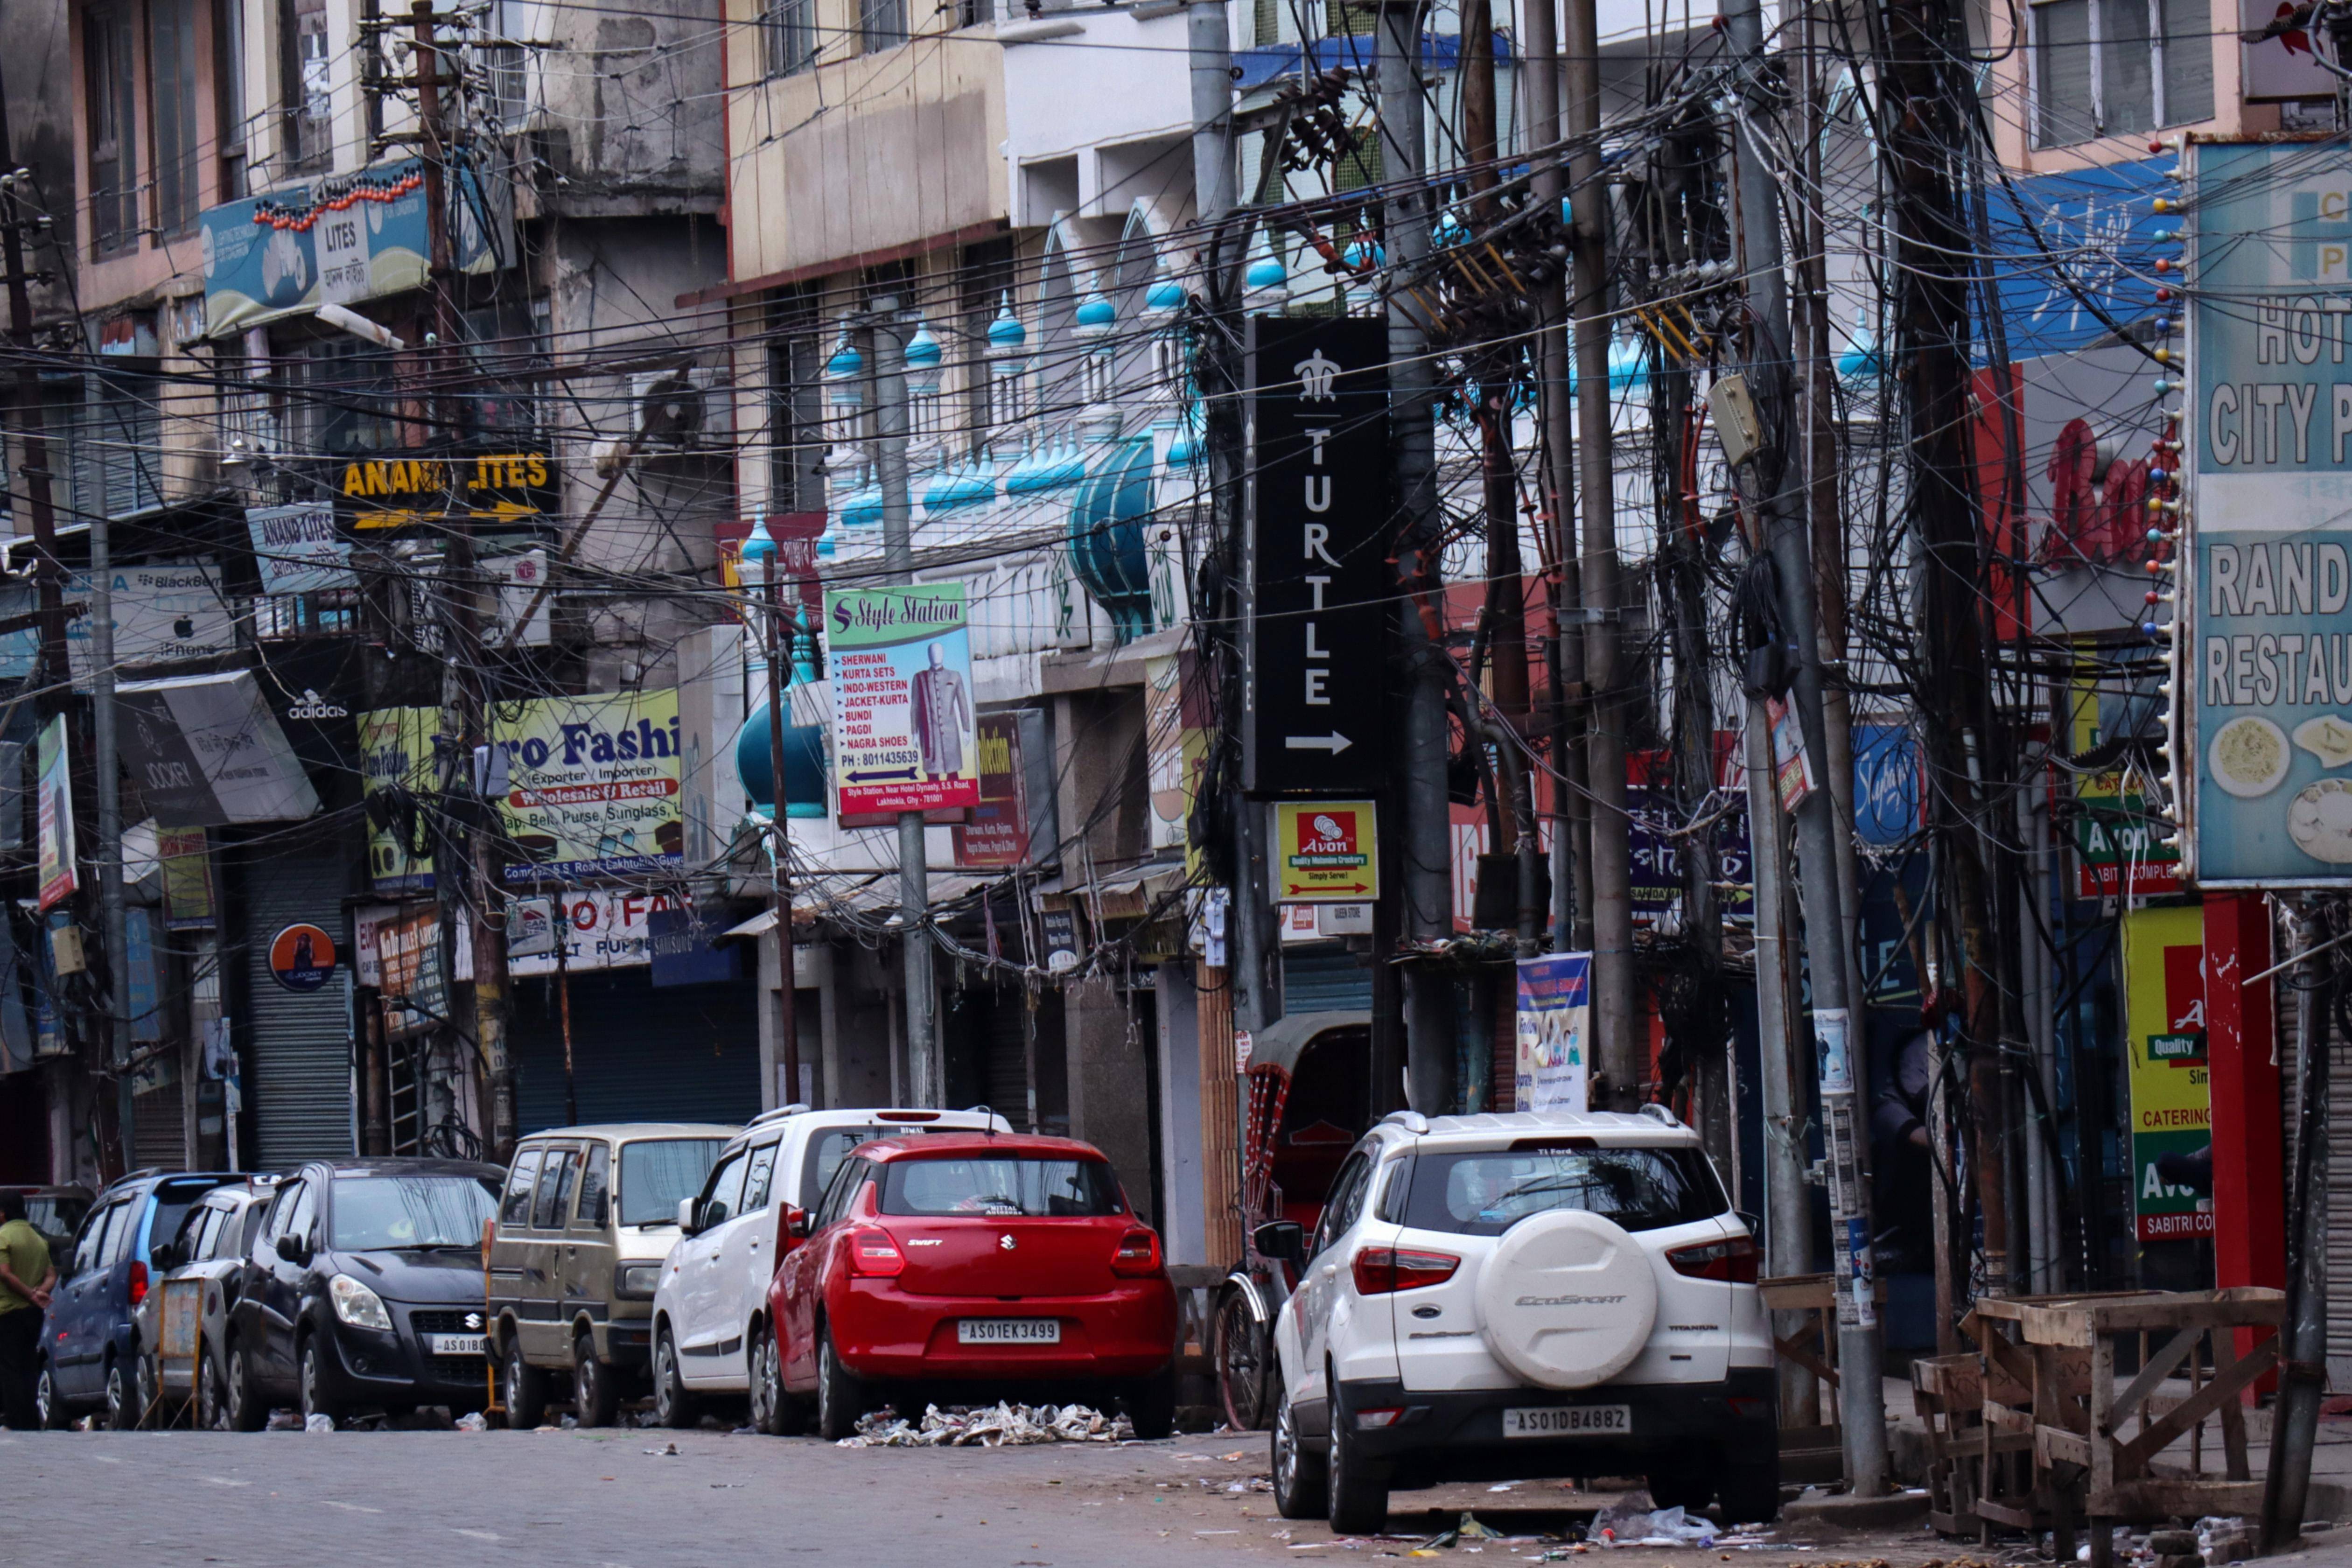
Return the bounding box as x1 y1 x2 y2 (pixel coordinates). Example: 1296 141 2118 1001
573 1334 619 1428
1325 1386 1389 1536
35 1362 69 1429
652 1325 695 1429
299 1337 343 1425
815 1324 861 1442
1270 1360 1327 1520
198 1353 229 1431
103 1357 134 1430
225 1342 266 1432
504 1335 548 1428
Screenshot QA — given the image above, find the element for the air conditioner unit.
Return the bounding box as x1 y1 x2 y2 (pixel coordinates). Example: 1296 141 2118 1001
628 367 721 449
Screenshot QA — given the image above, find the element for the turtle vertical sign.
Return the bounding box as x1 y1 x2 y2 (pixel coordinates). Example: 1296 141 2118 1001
823 583 980 820
1273 800 1379 902
1242 316 1389 794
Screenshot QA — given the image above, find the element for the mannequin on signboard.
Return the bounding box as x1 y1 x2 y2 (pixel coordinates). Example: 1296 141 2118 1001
910 642 970 779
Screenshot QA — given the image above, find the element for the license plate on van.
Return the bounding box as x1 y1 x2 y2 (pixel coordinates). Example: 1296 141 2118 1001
1503 1404 1630 1437
957 1318 1059 1345
428 1333 486 1357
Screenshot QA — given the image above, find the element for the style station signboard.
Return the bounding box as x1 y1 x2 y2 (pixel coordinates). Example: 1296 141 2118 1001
822 583 980 822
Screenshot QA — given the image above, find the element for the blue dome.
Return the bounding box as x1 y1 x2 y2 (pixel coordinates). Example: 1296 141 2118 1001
1607 336 1648 394
1008 433 1087 493
839 481 883 529
1245 232 1287 293
1075 288 1117 333
987 294 1027 350
1145 271 1186 315
1837 311 1882 382
740 532 777 565
825 338 863 381
903 319 943 370
1342 236 1386 271
1433 211 1468 248
736 700 829 820
1165 424 1197 469
923 454 995 512
1069 435 1158 644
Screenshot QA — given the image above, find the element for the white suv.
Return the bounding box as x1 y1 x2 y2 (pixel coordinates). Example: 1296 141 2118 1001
649 1105 1010 1428
1267 1107 1777 1535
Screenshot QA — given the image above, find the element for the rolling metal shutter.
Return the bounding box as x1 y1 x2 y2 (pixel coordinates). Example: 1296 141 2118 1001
1281 946 1373 1014
240 831 357 1169
509 967 761 1134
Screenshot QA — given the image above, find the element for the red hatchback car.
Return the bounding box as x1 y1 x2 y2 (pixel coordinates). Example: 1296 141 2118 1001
763 1133 1178 1440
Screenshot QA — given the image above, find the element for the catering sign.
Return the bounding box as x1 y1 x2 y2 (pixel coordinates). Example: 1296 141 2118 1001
2186 141 2352 883
2121 904 2212 1241
492 690 683 883
822 584 980 819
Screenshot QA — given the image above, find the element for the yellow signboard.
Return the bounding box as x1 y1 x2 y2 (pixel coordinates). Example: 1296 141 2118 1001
1273 800 1379 903
2121 904 2212 1242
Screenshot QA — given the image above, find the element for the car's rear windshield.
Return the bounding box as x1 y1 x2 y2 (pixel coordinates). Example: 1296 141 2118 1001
27 1193 89 1240
146 1181 227 1257
879 1156 1124 1218
329 1176 501 1250
1401 1146 1728 1237
619 1139 725 1227
801 1126 945 1210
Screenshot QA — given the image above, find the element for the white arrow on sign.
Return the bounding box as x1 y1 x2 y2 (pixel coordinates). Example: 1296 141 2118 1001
1285 732 1354 754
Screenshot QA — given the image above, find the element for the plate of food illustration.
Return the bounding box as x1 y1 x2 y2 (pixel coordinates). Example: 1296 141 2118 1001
2295 713 2352 768
2210 715 2289 798
2289 778 2352 862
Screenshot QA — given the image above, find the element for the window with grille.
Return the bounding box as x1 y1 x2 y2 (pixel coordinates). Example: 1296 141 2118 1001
217 0 251 199
151 0 203 237
282 0 332 172
45 374 162 522
295 338 401 457
861 0 906 53
766 0 817 75
768 328 826 515
84 7 140 255
2032 0 2213 146
1325 0 1375 35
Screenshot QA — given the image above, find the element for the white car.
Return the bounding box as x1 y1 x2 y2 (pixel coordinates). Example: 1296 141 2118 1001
648 1104 1011 1429
1267 1107 1777 1536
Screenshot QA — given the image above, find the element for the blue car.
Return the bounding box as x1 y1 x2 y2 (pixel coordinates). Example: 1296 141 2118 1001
36 1169 243 1428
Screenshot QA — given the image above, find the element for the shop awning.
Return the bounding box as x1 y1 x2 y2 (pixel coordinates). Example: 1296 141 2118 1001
115 670 321 825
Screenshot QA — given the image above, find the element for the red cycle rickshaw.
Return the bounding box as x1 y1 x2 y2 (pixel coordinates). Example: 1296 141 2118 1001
1210 1009 1376 1431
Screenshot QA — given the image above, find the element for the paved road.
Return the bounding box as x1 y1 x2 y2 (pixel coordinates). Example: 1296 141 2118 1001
3 1421 1962 1568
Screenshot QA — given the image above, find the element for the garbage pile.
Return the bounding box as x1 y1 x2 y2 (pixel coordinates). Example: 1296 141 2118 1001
836 1400 1135 1448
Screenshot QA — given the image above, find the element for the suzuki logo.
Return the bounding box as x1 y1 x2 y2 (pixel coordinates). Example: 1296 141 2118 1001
998 1234 1017 1252
464 1312 483 1330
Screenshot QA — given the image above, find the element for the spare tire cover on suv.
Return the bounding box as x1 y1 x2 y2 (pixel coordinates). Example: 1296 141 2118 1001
1473 1208 1659 1389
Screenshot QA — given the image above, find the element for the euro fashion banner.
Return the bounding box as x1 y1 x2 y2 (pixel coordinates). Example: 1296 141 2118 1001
493 691 683 883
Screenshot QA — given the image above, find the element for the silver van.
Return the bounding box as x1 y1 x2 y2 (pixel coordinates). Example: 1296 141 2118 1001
486 1123 732 1426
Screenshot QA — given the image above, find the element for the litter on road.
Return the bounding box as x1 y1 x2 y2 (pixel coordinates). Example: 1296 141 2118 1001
836 1401 1136 1448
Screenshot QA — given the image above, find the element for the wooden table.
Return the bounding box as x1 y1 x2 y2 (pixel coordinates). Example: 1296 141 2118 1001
1973 1287 2284 1568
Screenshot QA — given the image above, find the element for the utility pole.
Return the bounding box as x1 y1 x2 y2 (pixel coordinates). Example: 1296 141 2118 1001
0 74 96 1164
1516 0 1589 957
2259 903 2331 1553
756 538 802 1106
1375 0 1455 1114
1563 0 1634 1100
1190 0 1271 1043
871 300 932 1106
92 492 128 1163
411 0 513 1157
1721 0 1888 1491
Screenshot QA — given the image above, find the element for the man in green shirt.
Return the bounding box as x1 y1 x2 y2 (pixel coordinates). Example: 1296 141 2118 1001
0 1189 56 1429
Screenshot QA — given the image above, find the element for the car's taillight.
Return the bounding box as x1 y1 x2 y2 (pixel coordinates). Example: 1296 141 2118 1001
1666 1233 1759 1283
1354 1407 1404 1429
1111 1228 1162 1277
848 1227 906 1278
1351 1246 1460 1295
127 1260 147 1306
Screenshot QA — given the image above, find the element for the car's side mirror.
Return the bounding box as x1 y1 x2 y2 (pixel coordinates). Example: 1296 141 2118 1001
152 1241 179 1272
676 1197 699 1236
785 1206 810 1240
1253 1220 1306 1268
276 1233 313 1268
